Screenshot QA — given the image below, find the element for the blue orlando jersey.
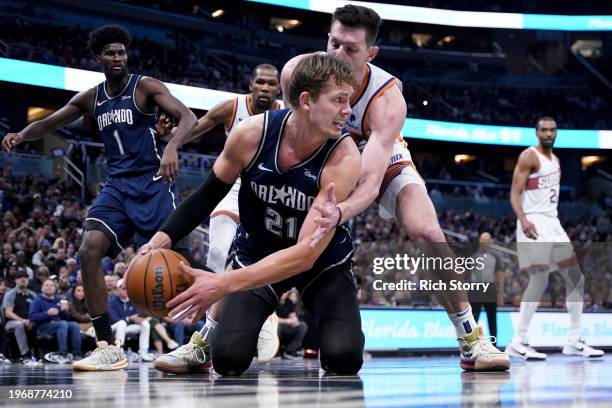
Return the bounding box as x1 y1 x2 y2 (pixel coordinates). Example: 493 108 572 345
235 109 354 272
94 74 161 176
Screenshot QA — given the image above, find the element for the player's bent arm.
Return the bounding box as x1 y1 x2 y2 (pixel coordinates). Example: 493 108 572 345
337 87 406 222
219 138 361 293
140 77 196 148
2 89 93 149
156 116 264 245
510 149 536 223
280 54 310 107
189 100 234 142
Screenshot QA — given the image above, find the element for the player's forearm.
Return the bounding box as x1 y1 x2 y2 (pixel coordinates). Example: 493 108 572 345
220 243 316 293
510 191 527 222
19 121 52 142
166 110 197 148
159 170 233 244
337 173 381 223
190 118 216 140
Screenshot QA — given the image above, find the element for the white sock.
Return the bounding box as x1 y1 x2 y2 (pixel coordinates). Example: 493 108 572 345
198 314 218 342
512 268 549 344
512 301 539 344
449 306 478 337
558 265 584 343
567 301 582 343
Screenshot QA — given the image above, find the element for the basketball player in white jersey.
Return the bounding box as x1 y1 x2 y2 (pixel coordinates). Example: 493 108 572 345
506 116 604 359
153 65 284 373
282 5 508 371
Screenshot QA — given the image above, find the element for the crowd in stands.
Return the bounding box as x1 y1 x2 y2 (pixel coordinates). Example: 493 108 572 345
2 3 612 129
0 169 205 364
406 83 612 130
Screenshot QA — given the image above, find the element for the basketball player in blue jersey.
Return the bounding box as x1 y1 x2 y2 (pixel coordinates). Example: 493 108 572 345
128 53 365 375
153 64 284 373
2 25 197 371
280 5 508 371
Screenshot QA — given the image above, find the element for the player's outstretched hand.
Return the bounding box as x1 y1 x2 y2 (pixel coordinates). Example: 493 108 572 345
166 262 226 322
2 132 22 152
310 183 340 247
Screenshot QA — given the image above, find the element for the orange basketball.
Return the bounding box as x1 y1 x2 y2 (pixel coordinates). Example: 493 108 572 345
125 248 193 318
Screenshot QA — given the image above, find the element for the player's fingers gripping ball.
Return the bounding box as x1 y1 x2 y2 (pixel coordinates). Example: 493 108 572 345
125 248 194 317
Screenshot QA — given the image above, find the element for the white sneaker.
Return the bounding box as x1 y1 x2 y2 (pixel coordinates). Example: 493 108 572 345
257 313 280 364
154 332 211 374
505 342 547 360
139 352 157 362
22 357 41 367
458 327 510 371
562 339 604 358
167 340 179 350
73 341 128 371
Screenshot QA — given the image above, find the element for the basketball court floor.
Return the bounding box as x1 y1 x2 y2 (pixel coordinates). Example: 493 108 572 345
1 353 610 407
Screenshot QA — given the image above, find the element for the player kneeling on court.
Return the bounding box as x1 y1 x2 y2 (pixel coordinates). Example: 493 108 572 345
126 53 364 376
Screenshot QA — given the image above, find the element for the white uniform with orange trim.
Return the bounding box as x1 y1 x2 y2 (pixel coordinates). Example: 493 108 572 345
344 63 424 221
207 95 283 272
517 146 572 269
211 95 284 222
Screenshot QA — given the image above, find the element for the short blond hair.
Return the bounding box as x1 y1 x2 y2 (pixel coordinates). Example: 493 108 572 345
287 53 354 108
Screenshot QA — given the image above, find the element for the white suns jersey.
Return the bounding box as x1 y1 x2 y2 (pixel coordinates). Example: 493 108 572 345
226 94 284 135
343 63 411 165
521 146 561 217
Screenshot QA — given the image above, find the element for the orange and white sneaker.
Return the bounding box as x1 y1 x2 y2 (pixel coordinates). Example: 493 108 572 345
73 341 128 371
257 313 280 364
459 327 510 371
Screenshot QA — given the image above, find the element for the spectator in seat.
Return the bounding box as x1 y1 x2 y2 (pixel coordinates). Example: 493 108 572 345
277 288 308 359
29 265 50 294
29 278 82 363
32 239 51 267
0 277 8 362
69 284 95 337
108 279 155 361
2 270 37 364
149 317 179 354
105 274 120 297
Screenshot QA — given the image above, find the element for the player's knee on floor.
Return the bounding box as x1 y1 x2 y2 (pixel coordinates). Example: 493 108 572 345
211 334 257 376
320 347 363 375
319 334 364 375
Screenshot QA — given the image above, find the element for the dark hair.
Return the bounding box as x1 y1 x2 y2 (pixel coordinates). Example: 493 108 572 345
251 64 278 80
88 25 132 56
288 53 354 108
331 4 381 47
535 116 556 130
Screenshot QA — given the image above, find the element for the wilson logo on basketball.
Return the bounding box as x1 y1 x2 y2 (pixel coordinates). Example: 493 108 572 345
151 266 165 310
126 248 193 317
